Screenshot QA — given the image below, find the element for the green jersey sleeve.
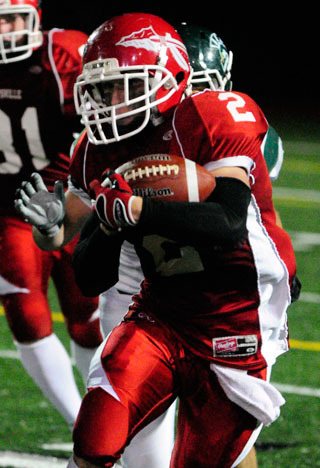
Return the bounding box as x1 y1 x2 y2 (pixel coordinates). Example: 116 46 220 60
262 126 284 181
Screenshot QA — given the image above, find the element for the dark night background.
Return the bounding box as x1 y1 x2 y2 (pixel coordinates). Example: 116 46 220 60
42 1 318 140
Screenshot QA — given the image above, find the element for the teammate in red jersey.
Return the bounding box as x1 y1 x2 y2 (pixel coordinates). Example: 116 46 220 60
15 12 297 468
0 0 103 428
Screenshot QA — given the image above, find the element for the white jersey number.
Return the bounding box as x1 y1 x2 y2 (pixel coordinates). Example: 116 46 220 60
0 107 48 174
218 92 256 122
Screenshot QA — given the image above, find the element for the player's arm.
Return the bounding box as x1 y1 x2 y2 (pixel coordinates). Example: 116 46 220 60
72 212 124 296
33 190 91 250
137 166 250 245
71 166 250 296
91 166 251 246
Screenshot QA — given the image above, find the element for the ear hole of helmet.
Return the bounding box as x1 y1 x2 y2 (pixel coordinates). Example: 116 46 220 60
175 71 185 84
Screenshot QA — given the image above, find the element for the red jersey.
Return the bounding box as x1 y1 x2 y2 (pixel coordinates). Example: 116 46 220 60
70 90 296 371
0 28 87 215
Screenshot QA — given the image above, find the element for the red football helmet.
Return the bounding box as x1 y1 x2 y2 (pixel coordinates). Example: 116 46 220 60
74 12 191 145
0 0 43 64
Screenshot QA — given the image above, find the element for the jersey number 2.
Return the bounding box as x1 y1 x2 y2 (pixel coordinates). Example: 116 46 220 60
218 92 256 122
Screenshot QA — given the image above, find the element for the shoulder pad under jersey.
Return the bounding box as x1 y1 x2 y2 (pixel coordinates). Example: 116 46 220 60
42 29 88 73
173 90 269 168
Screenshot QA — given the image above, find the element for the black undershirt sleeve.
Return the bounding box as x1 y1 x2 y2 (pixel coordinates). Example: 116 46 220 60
137 177 251 246
72 212 124 297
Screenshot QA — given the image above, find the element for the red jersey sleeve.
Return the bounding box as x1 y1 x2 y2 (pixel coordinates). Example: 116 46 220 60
173 90 269 173
42 29 87 115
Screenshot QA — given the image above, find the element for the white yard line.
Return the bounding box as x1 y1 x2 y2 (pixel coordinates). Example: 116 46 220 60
288 231 320 252
0 349 19 359
0 451 68 467
273 383 320 398
0 451 123 468
283 140 320 156
41 443 72 452
300 292 320 304
273 187 320 202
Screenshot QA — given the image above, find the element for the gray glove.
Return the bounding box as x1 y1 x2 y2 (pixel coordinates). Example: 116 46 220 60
14 173 65 237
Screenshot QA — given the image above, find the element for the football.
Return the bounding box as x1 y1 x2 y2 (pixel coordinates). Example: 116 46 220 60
115 154 215 202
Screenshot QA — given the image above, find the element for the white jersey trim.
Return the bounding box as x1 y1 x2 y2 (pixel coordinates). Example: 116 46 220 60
47 28 65 108
247 195 291 365
204 155 254 174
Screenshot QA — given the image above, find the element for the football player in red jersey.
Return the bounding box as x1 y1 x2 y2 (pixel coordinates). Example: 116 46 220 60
176 22 299 468
0 0 103 428
6 3 176 466
15 12 297 468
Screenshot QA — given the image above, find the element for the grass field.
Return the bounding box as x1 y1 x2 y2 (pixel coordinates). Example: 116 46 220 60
0 135 319 467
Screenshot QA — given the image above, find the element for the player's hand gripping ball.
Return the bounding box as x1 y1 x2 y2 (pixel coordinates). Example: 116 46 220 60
89 169 137 230
115 154 215 202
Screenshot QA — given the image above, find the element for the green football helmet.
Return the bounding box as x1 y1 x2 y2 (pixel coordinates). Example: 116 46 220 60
176 22 233 92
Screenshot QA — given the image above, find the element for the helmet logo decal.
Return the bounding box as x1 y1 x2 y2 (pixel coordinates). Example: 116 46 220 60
209 33 229 72
116 26 189 71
